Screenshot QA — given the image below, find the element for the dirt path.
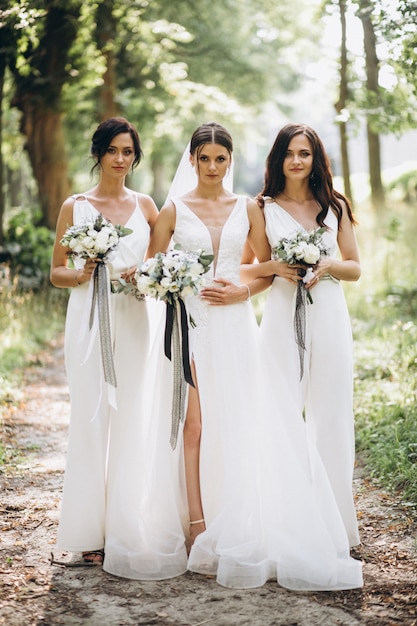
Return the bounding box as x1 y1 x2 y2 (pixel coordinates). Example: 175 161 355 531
0 337 416 626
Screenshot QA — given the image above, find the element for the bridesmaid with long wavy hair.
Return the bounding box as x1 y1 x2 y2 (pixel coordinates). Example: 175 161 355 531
243 122 361 547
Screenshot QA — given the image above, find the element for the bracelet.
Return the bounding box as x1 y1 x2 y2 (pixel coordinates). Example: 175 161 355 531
75 270 82 286
243 284 250 301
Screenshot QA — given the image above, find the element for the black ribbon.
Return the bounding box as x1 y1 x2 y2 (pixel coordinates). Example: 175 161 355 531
164 298 195 449
164 299 195 388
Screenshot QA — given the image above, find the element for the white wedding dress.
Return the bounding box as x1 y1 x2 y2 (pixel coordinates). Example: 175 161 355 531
57 195 187 579
260 199 360 547
171 196 363 590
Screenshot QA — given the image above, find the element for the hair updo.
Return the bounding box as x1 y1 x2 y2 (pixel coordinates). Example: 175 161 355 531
189 122 233 159
90 117 143 174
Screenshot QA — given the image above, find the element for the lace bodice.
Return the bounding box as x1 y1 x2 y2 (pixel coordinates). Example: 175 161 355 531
72 195 150 279
172 196 249 285
263 200 338 258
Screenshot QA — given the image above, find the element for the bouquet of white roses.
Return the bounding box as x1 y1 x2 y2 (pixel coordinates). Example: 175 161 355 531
133 244 213 450
60 213 132 397
60 213 132 261
272 226 329 381
134 244 213 312
272 226 328 304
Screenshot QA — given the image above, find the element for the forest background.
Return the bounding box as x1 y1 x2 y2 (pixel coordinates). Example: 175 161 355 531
0 0 417 514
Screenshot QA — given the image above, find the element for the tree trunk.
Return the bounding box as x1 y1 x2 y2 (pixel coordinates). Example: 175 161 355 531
335 0 353 205
10 1 82 228
95 0 119 121
19 102 71 229
0 52 5 244
357 0 385 209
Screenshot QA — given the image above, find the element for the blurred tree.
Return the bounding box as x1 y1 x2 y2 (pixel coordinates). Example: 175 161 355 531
356 0 385 209
333 0 354 204
1 0 314 221
1 1 83 228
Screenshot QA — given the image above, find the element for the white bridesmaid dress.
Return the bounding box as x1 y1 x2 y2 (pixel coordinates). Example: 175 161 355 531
260 198 360 548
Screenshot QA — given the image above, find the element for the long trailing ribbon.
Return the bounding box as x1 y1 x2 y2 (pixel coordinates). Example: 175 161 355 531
164 298 195 449
294 281 307 381
89 262 117 390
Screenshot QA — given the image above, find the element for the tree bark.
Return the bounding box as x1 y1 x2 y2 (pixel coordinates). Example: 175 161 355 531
10 1 82 228
18 103 70 229
357 0 385 209
334 0 353 205
95 0 120 121
0 52 5 243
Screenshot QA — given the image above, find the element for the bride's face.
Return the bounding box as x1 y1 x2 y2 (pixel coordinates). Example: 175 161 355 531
190 143 231 184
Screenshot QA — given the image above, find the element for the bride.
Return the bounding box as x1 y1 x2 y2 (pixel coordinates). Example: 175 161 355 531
144 121 363 590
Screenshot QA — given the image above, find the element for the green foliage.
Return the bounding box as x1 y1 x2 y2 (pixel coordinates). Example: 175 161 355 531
3 210 55 287
348 195 417 510
387 169 417 204
0 277 67 404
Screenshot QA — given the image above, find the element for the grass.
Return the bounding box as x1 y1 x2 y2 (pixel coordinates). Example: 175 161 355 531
0 272 68 465
347 196 417 510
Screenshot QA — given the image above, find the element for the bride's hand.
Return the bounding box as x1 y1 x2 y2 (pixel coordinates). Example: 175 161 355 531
120 266 137 283
200 279 247 305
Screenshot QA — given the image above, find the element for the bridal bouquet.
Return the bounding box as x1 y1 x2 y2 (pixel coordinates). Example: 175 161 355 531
272 226 328 304
134 244 213 315
60 213 132 261
60 214 132 396
135 244 213 449
272 227 329 381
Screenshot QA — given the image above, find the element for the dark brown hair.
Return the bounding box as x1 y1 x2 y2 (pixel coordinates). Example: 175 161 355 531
189 122 233 160
258 123 356 227
90 117 143 174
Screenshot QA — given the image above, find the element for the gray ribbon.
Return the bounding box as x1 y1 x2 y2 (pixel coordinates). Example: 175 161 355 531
294 281 307 381
89 262 117 388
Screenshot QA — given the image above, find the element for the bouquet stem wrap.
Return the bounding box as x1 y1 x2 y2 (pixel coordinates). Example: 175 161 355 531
164 298 195 449
89 262 117 389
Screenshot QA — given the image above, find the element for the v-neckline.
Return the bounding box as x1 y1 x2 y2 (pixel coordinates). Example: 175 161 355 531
272 201 325 232
84 196 138 228
177 197 240 273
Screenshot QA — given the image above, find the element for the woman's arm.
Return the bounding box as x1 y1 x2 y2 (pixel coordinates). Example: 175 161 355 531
243 199 274 296
240 200 301 285
50 198 96 288
145 202 176 258
312 204 361 283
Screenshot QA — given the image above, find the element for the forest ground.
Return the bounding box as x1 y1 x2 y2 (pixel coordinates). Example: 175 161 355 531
0 336 416 626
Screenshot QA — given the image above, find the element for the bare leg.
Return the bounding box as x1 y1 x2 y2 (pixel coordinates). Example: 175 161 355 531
184 364 206 547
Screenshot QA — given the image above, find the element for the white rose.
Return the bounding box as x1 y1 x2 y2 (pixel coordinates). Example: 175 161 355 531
161 276 174 289
188 262 204 276
303 243 320 264
95 230 111 252
82 236 95 249
135 275 153 293
68 238 80 250
293 241 307 259
72 241 85 254
181 285 195 298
